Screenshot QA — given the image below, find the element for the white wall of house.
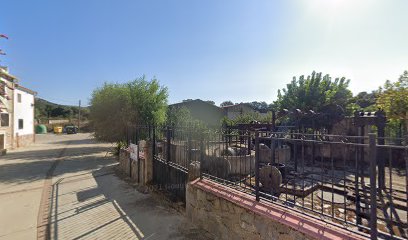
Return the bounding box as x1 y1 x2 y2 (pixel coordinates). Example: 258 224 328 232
13 88 34 136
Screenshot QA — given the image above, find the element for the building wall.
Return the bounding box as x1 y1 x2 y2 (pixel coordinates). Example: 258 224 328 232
13 88 35 146
170 100 226 127
0 76 14 150
224 104 257 119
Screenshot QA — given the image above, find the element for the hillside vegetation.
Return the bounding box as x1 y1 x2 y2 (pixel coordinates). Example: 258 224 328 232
35 98 89 123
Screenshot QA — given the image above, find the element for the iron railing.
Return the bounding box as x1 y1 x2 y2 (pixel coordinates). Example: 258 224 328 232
201 129 406 239
126 125 407 239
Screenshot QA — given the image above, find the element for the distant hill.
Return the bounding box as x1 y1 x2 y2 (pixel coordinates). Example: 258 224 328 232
35 98 89 122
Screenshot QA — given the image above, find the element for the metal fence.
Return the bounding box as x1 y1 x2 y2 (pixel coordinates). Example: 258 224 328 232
127 125 407 239
198 129 407 239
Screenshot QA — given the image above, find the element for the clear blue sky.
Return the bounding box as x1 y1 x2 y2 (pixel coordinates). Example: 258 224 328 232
1 0 407 106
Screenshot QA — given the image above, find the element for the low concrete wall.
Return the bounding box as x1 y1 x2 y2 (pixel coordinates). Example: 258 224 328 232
186 179 367 240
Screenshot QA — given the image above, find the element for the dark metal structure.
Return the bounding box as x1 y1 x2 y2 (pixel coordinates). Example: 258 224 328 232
126 124 407 239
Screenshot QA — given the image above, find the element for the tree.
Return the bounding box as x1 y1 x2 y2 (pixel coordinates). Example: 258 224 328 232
247 101 269 113
376 70 408 135
274 71 352 129
167 106 208 131
90 76 168 142
351 91 378 110
51 106 70 118
220 100 234 107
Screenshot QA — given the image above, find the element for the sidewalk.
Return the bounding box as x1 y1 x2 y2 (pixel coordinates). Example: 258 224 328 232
49 166 211 239
0 133 212 240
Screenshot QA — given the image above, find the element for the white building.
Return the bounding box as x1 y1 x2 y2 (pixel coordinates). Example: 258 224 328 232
0 66 36 152
13 84 36 147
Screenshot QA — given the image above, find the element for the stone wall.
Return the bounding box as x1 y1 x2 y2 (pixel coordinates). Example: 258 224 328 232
0 126 13 150
118 148 142 182
186 179 366 240
14 133 35 148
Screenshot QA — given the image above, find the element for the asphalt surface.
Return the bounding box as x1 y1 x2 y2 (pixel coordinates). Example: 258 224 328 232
0 133 212 240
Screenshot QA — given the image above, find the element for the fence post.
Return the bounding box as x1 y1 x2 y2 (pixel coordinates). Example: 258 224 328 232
255 131 260 201
405 134 408 220
187 129 192 164
152 125 156 157
166 126 171 163
377 123 385 190
200 136 204 180
368 133 378 239
150 125 159 184
270 137 276 165
247 132 251 155
129 126 132 179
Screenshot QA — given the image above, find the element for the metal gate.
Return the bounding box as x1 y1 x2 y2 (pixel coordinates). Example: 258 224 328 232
152 127 191 203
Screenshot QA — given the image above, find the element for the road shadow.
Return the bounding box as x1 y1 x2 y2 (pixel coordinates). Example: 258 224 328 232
91 166 213 239
0 146 112 185
48 164 212 240
47 138 103 146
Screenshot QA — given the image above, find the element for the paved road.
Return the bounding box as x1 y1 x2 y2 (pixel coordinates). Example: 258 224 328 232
0 133 211 240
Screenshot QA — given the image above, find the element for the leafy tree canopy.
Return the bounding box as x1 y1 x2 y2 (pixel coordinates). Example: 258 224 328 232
376 70 408 134
247 101 269 113
221 112 272 126
90 76 168 142
220 100 234 107
351 91 378 110
167 106 209 134
274 71 352 128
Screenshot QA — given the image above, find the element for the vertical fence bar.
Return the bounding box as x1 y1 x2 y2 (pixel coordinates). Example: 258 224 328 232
270 137 276 165
152 125 156 157
166 126 171 163
388 147 393 231
255 131 260 201
294 137 298 172
166 126 171 193
152 125 156 187
129 125 132 179
137 127 140 183
369 133 378 239
405 134 408 227
311 138 315 211
270 134 276 198
330 141 334 218
378 124 385 190
302 135 305 208
343 141 347 223
355 133 362 227
200 135 204 180
247 132 251 155
320 141 324 215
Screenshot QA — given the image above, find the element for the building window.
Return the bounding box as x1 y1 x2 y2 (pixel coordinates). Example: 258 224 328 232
18 119 23 129
17 93 22 103
0 113 9 127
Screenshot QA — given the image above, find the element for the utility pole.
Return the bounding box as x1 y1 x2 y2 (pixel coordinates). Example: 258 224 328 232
78 100 81 133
